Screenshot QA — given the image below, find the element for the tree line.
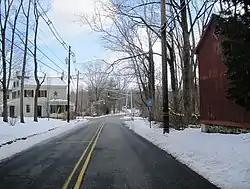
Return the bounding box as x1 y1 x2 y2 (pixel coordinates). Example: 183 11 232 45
80 0 220 127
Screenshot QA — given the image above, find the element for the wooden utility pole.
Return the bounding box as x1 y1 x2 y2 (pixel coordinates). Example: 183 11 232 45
131 90 134 120
67 46 71 123
161 0 170 133
75 70 79 114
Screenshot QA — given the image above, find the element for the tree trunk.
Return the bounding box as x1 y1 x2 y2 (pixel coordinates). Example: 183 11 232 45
113 103 116 114
20 0 31 123
148 41 155 120
180 0 192 125
2 30 8 122
33 0 42 122
168 40 178 114
34 88 39 122
7 0 23 90
1 0 16 122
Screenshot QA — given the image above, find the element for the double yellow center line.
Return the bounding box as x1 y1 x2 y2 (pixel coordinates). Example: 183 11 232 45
62 123 105 189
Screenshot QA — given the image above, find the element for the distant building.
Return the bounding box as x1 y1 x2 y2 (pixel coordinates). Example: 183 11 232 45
0 73 74 118
195 14 250 131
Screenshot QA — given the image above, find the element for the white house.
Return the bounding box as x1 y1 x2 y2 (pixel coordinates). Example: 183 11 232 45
3 74 74 118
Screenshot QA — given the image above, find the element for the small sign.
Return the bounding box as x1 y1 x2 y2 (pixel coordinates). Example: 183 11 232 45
146 98 152 107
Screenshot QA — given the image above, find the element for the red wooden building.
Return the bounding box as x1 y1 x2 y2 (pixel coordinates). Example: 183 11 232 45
195 14 250 130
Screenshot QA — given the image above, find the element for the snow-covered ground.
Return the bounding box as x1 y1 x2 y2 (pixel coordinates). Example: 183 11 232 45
123 117 250 189
0 117 88 161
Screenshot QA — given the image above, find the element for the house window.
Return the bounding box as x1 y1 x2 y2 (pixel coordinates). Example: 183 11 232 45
12 91 17 99
38 90 47 97
13 82 16 88
50 105 65 114
7 92 10 99
50 105 57 114
17 90 20 98
24 90 34 97
16 81 19 87
26 105 31 113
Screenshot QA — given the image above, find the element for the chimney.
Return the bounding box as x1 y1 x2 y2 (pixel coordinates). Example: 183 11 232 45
16 71 21 79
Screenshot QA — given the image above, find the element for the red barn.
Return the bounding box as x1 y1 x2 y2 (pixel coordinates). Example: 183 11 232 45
195 14 250 132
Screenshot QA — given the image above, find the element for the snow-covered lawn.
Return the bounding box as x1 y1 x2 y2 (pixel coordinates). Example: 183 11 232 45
0 117 88 161
123 117 250 189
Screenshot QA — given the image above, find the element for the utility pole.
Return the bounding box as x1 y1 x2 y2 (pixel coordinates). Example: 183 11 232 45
75 70 79 114
125 91 128 108
67 46 71 123
161 0 169 133
131 90 133 120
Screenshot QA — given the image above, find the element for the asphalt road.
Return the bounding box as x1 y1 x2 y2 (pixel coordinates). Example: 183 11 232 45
0 116 218 189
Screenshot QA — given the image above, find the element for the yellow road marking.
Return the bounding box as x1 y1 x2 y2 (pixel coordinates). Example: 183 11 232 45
73 123 105 189
62 123 103 189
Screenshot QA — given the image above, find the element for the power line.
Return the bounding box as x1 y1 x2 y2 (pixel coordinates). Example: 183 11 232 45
14 17 69 73
35 1 77 64
151 0 193 45
2 14 67 74
5 36 62 75
38 28 66 66
36 1 69 51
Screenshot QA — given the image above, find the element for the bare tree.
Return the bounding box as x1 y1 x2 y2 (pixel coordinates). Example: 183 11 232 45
33 0 46 122
80 0 161 118
179 0 192 125
83 60 110 103
80 0 218 126
20 0 32 123
0 0 23 122
7 0 23 90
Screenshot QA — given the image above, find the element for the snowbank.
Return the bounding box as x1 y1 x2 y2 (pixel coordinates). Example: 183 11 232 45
0 117 88 161
124 118 250 189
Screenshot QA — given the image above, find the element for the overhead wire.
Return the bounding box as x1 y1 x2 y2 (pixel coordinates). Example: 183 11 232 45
38 28 67 66
35 1 77 80
9 17 67 70
36 0 69 51
35 1 77 60
2 15 67 74
4 36 62 75
149 0 194 46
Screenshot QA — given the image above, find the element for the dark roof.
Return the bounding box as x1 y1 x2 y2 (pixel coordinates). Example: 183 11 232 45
195 14 220 54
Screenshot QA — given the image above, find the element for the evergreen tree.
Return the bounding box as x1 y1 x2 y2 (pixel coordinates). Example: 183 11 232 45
218 0 250 109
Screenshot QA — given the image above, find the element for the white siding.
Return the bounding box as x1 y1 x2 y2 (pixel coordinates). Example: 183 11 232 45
2 76 69 118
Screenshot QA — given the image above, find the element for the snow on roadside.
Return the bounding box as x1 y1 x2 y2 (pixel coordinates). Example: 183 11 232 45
123 117 250 189
0 117 88 161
